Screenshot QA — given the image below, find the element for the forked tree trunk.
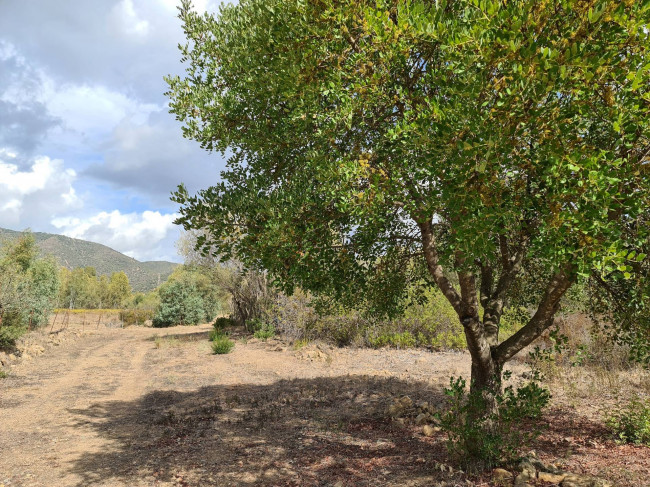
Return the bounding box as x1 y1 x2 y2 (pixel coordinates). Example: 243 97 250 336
418 219 574 410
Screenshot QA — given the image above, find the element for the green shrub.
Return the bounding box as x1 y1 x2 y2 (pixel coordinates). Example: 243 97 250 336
606 397 650 446
0 323 27 350
438 376 550 471
250 319 276 340
209 328 227 341
213 316 233 330
212 335 234 354
153 280 205 327
0 233 59 348
308 313 368 346
0 370 8 379
368 331 416 349
499 306 529 340
119 309 153 327
263 287 527 352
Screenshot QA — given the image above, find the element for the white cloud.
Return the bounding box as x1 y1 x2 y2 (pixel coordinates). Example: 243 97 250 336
46 84 159 141
111 0 151 37
0 155 81 228
85 109 223 202
52 210 180 261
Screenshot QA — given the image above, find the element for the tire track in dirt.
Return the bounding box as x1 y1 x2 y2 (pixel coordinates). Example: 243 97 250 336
0 326 162 487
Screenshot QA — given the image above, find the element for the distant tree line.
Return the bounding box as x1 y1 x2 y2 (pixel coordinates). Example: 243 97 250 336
0 230 235 348
57 267 132 309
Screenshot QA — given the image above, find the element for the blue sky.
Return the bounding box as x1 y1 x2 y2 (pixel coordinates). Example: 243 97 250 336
0 0 226 262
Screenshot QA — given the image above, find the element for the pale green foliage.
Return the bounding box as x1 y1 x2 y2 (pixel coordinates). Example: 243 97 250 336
0 232 59 348
251 319 276 340
153 278 205 327
119 309 154 326
176 230 264 327
127 291 161 312
107 271 132 308
57 267 134 309
152 266 224 327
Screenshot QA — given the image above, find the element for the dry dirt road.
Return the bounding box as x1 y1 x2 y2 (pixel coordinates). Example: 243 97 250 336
1 323 647 487
1 322 485 487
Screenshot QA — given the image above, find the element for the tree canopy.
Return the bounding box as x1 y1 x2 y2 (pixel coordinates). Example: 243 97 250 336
167 0 650 385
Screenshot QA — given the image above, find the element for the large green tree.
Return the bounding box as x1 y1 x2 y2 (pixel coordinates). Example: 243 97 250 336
167 0 650 396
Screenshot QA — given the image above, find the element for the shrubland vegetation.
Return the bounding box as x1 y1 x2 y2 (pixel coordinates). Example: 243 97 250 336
0 233 59 348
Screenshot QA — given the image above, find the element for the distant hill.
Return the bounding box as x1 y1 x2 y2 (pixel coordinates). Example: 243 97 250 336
0 227 178 292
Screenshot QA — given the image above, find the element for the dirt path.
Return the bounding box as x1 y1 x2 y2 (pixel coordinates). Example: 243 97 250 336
0 323 471 487
1 323 647 487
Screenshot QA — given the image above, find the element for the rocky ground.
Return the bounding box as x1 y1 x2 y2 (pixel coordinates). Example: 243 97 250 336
0 319 648 486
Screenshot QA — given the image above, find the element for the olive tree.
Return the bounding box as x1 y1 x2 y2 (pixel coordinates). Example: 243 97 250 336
166 0 650 398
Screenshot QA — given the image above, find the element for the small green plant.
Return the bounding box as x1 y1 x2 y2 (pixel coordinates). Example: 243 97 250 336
251 320 276 341
0 370 8 379
570 344 593 367
438 376 550 472
212 335 235 354
209 328 224 341
606 397 650 446
213 317 233 330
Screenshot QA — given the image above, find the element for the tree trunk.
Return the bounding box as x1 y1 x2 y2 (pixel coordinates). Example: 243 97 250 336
463 318 504 422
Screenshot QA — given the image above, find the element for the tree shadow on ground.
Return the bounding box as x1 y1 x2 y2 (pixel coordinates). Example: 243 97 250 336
67 376 463 487
65 374 644 487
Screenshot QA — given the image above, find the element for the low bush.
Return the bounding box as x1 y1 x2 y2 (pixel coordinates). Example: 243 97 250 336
212 334 234 354
246 318 276 340
264 286 527 351
208 328 227 341
0 323 27 350
307 313 367 347
438 376 550 471
119 309 153 327
213 317 233 330
368 331 416 349
253 324 276 341
606 397 650 446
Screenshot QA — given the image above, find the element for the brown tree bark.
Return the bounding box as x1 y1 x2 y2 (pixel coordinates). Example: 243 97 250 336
418 219 574 402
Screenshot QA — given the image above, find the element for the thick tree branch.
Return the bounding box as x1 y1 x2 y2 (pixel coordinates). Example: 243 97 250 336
457 256 480 322
494 268 574 364
478 261 494 309
483 235 529 345
418 220 463 315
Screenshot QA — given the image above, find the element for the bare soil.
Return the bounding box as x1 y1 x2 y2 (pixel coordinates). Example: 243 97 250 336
0 318 648 487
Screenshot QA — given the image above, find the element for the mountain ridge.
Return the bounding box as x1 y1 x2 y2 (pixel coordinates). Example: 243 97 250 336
0 227 178 292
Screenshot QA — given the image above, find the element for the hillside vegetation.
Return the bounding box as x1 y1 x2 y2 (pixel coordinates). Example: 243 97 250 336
0 228 178 292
